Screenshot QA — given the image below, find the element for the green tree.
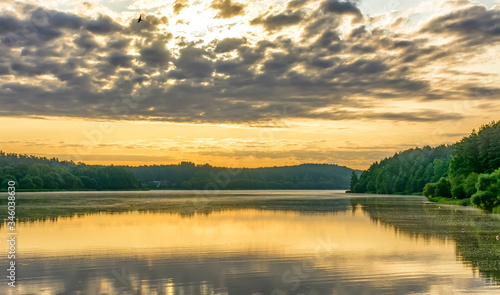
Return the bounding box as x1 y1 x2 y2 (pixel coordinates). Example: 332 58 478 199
19 176 36 189
1 175 17 187
423 183 436 198
451 184 467 199
435 178 452 198
79 176 98 189
470 168 500 211
31 176 43 188
350 171 358 192
471 191 497 211
463 173 479 197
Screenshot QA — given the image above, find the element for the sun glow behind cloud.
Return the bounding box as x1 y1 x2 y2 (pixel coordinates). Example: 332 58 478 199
0 0 499 169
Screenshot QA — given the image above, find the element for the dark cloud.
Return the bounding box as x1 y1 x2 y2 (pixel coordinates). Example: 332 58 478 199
333 59 387 75
314 31 341 47
287 0 309 10
108 53 134 68
466 86 500 99
350 44 376 53
421 6 500 46
85 16 122 35
423 6 500 36
109 38 131 50
0 2 497 126
139 42 171 67
321 0 362 18
214 37 246 53
0 15 22 34
262 52 297 75
361 110 464 122
393 40 414 48
310 57 336 68
251 10 305 31
45 10 84 30
172 47 214 78
0 65 11 75
306 109 464 122
302 16 340 38
349 26 367 39
210 0 246 19
33 26 62 42
74 33 99 51
215 59 252 77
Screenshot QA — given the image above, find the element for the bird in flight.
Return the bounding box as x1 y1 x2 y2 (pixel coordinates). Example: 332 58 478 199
138 15 143 23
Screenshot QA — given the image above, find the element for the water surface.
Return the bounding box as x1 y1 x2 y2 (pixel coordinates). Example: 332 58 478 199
1 191 500 294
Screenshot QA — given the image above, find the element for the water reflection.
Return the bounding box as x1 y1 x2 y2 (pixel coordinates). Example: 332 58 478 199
352 196 500 283
1 192 499 294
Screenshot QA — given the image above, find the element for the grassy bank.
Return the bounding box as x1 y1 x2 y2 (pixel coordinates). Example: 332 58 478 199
427 197 471 206
427 197 500 213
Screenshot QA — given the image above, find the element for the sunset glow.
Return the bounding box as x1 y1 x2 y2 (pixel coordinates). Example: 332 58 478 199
1 0 499 169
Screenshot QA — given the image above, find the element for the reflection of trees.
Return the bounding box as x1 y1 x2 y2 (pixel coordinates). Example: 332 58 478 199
2 194 351 223
352 196 500 283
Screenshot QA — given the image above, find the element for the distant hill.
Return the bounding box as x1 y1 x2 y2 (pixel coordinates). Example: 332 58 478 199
0 152 358 191
127 162 358 190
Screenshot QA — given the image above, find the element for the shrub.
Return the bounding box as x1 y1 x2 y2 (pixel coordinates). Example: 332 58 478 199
471 190 498 211
452 184 467 199
423 183 436 197
435 178 452 198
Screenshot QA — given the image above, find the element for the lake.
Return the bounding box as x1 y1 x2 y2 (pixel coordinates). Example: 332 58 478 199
1 190 500 294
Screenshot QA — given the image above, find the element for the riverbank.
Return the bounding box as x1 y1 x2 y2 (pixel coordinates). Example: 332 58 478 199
427 197 470 206
427 196 500 213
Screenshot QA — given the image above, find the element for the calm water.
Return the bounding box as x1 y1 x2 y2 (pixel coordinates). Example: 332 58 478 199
1 190 500 294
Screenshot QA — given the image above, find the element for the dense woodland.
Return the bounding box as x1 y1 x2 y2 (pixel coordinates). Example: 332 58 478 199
351 121 500 212
128 163 355 190
350 145 453 195
0 152 355 191
0 153 141 190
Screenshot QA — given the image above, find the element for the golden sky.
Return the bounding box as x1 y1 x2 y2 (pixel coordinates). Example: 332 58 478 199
0 0 499 169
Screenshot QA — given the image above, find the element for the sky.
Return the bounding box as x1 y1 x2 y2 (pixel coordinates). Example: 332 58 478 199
0 0 499 169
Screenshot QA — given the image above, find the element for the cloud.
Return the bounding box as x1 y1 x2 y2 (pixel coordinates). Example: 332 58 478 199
108 53 134 68
421 6 500 46
139 42 171 67
74 33 99 51
173 0 189 14
214 37 246 53
321 0 362 18
333 59 387 75
0 15 22 34
85 15 122 35
171 46 214 78
287 0 309 10
0 2 498 127
210 0 246 19
45 10 84 30
251 10 305 31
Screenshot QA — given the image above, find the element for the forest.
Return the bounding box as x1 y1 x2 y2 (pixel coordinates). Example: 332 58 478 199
351 121 500 212
0 152 356 191
0 153 142 190
128 163 355 190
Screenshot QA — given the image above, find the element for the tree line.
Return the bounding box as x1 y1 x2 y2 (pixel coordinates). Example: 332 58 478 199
351 121 500 212
0 153 141 190
0 152 356 191
350 145 453 195
127 162 355 190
